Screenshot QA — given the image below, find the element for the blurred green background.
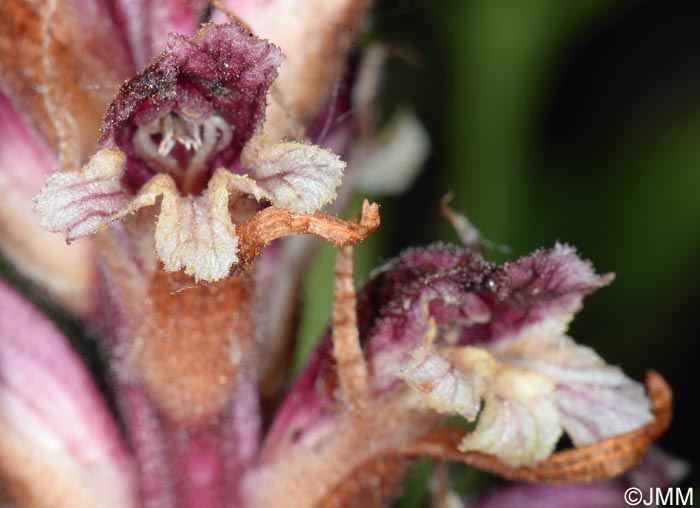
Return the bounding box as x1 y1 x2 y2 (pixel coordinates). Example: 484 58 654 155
296 0 700 502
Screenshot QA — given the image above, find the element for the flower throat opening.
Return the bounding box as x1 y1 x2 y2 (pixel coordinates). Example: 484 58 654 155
133 113 234 195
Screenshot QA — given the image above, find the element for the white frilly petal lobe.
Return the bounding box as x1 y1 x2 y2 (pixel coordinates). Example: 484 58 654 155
493 326 654 446
242 134 344 213
400 334 499 421
151 171 240 282
401 317 653 466
458 367 562 466
34 149 131 241
110 170 243 282
400 343 484 421
34 150 243 282
34 142 346 281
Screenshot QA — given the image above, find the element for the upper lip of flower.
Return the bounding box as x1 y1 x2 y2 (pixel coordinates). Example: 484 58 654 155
99 22 283 195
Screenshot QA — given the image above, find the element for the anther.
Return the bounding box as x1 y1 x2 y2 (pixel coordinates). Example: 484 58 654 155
133 113 234 185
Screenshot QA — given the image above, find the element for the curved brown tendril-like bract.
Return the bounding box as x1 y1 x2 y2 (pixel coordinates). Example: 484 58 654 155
233 199 380 273
401 370 672 484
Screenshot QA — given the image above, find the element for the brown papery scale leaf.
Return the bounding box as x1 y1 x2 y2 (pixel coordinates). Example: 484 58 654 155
233 199 380 273
331 246 370 411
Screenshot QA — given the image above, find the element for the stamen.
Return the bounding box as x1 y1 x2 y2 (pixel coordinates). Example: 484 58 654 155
171 115 204 153
133 118 179 173
132 113 234 191
157 114 177 156
185 116 233 174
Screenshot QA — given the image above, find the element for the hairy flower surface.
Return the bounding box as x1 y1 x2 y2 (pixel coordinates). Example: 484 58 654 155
34 23 347 282
242 244 668 507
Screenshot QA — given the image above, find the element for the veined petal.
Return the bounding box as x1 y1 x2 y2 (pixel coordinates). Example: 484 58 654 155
33 143 356 282
101 169 243 283
150 170 239 282
34 149 242 281
400 336 490 421
458 366 562 466
0 280 136 507
242 134 345 213
492 329 654 446
34 149 130 241
400 318 652 466
556 382 652 446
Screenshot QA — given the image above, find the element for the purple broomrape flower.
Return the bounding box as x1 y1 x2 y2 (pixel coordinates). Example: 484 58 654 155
1 1 376 505
34 23 349 283
239 244 671 507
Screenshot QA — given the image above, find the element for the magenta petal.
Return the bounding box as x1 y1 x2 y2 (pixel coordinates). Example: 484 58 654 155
488 243 614 341
0 280 136 506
